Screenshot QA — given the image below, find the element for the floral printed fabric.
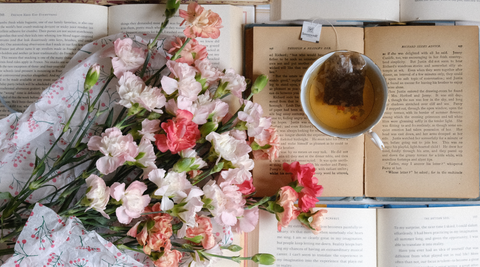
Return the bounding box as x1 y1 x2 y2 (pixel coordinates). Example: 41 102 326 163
2 203 145 267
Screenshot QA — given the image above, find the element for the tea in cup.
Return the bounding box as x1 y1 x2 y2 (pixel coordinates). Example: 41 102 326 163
300 51 388 150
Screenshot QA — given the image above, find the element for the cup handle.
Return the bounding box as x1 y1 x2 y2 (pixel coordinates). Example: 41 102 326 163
367 130 385 150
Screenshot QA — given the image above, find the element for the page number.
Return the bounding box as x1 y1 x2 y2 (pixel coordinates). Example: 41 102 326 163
458 45 463 48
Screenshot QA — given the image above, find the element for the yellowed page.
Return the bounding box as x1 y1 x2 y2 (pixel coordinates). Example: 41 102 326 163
400 0 480 22
0 4 108 118
364 26 479 198
248 208 378 267
249 26 365 197
377 206 480 266
270 0 399 21
108 4 244 74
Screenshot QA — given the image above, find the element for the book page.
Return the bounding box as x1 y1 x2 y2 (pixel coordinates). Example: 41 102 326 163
377 206 480 266
108 4 244 74
270 0 399 22
364 26 479 198
248 26 365 197
0 4 108 118
400 0 480 22
251 208 377 267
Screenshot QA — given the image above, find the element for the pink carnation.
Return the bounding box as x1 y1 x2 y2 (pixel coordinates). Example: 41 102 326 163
186 215 216 250
195 59 222 87
84 174 110 219
251 127 280 162
233 206 259 233
238 101 271 138
277 186 300 231
155 110 200 154
110 181 151 224
309 209 328 235
219 69 247 98
179 3 223 39
283 162 323 212
112 38 146 78
153 249 182 267
87 127 138 175
128 203 174 255
168 37 208 65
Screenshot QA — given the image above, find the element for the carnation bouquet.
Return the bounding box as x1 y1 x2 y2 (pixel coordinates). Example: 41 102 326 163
0 1 325 266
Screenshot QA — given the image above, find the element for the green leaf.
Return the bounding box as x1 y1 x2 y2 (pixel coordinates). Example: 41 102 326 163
104 108 115 128
91 214 110 225
147 219 155 231
172 221 183 231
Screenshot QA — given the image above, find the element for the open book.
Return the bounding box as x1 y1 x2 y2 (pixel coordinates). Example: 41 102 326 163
0 0 268 6
270 0 480 23
245 206 480 267
246 25 479 198
0 3 249 118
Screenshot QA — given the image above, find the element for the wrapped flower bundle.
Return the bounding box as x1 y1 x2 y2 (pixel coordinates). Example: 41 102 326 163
0 1 326 266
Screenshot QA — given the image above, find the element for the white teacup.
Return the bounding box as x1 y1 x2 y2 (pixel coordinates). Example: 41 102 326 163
300 51 388 150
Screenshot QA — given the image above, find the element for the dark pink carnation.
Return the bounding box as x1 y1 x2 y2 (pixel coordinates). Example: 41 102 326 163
283 162 323 212
237 178 255 195
155 110 200 154
282 161 316 184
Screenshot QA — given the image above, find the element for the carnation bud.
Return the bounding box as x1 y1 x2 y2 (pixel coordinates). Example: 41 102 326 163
226 244 243 252
251 253 275 265
84 64 101 92
28 180 43 191
251 74 268 95
165 0 181 18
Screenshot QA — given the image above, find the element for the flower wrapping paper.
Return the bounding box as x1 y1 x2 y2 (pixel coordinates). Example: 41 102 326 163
2 203 148 267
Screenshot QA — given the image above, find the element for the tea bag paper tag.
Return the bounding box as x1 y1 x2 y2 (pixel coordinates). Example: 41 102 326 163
301 21 322 43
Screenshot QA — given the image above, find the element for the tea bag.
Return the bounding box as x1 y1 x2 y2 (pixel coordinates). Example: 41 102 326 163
318 51 366 106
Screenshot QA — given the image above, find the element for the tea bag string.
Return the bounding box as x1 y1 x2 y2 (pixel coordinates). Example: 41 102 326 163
311 19 339 51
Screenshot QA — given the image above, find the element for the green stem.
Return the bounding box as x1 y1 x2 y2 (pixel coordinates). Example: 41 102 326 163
144 64 168 86
202 252 251 261
0 248 15 257
171 37 191 61
117 244 144 254
217 103 245 133
90 73 115 109
139 49 153 78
